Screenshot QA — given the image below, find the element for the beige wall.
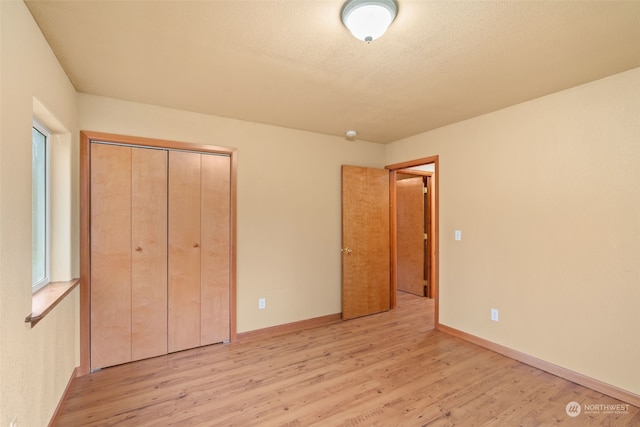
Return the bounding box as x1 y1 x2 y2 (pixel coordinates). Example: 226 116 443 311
0 1 79 426
2 1 638 423
77 94 386 333
385 68 640 395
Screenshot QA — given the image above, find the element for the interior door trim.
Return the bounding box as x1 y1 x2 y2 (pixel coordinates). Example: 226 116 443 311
79 131 237 376
386 156 439 328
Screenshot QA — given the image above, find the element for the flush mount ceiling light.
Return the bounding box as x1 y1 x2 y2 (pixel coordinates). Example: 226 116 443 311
341 0 398 43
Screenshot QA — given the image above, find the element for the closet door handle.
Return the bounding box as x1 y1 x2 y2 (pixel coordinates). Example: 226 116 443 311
193 243 199 248
135 246 142 252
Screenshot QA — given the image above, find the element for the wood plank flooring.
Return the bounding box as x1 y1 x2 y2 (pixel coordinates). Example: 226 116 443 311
55 292 639 426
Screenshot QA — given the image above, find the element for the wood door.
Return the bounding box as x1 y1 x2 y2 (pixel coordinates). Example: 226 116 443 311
90 143 132 369
168 151 202 352
341 165 390 320
397 177 425 296
131 148 168 360
200 154 231 345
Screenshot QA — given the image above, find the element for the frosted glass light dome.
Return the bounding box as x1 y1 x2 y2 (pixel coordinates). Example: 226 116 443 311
341 0 398 43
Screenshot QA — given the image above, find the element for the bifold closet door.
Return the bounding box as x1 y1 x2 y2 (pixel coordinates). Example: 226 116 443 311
91 144 132 368
201 154 231 345
168 151 231 352
131 148 168 361
91 144 168 369
168 151 202 352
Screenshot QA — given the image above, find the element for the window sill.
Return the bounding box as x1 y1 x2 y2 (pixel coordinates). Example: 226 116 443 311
25 278 80 326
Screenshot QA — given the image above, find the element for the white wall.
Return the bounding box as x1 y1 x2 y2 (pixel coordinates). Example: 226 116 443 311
385 68 640 395
0 1 79 426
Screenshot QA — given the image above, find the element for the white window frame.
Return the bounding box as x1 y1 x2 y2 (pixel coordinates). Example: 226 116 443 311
32 119 51 293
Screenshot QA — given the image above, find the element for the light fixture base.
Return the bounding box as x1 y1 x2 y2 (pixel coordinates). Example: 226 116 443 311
341 0 398 43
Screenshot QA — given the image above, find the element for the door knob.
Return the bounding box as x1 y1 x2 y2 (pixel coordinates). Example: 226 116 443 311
341 247 353 255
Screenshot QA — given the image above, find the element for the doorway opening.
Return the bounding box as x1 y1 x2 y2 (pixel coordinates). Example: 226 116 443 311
386 156 439 327
396 169 433 298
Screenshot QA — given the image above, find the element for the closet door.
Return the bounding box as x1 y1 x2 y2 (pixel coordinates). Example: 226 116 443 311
131 148 168 360
91 144 168 369
168 151 231 352
201 154 231 345
91 144 132 369
168 151 202 352
83 131 235 373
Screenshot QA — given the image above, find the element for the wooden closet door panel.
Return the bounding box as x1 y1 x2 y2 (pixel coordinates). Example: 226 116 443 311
131 148 168 361
200 154 231 345
168 151 202 352
90 143 132 369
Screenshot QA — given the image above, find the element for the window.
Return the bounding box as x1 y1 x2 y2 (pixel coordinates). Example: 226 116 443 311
32 120 50 292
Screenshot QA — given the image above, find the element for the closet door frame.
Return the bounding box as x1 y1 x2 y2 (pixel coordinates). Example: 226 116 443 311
79 131 237 376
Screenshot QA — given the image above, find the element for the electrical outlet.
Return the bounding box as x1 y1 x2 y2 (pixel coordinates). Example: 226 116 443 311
491 308 499 322
259 298 266 310
454 230 462 241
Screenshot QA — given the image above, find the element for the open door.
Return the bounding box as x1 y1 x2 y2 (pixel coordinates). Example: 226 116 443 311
341 165 390 320
396 176 425 296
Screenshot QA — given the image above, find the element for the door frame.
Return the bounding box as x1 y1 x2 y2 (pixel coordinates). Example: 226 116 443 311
386 155 440 327
79 131 238 376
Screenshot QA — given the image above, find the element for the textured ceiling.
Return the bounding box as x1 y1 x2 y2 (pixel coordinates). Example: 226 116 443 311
25 0 640 143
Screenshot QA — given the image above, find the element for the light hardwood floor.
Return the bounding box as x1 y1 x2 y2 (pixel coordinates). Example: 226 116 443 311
55 292 639 426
